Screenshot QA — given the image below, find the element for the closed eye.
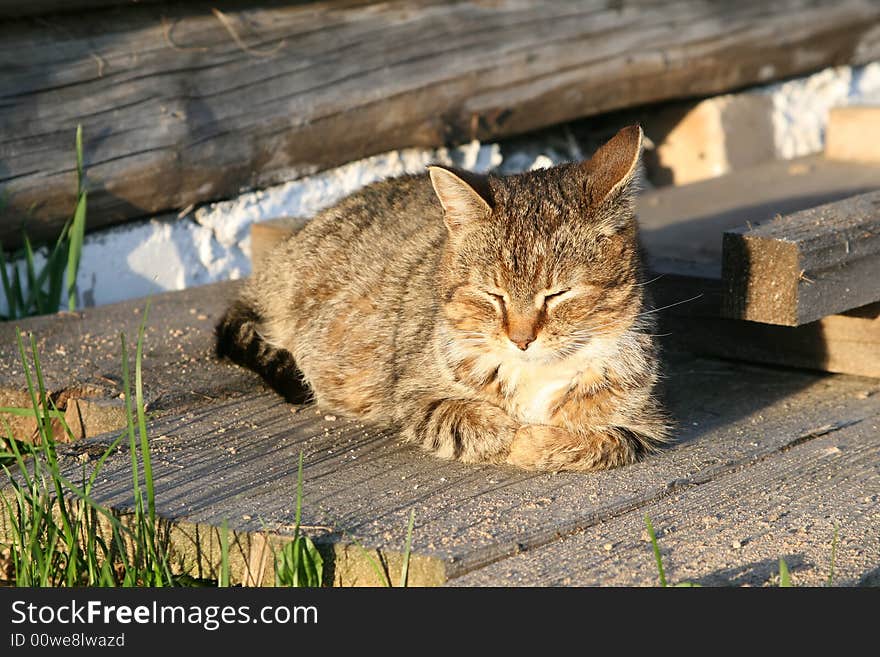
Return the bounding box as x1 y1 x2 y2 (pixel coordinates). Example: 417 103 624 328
539 288 571 308
484 290 507 309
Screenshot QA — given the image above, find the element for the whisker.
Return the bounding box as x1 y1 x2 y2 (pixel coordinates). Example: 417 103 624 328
636 294 703 317
635 273 665 287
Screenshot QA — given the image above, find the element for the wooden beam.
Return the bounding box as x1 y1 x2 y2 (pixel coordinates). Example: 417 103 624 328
826 106 880 163
3 1 880 249
661 302 880 379
721 191 880 326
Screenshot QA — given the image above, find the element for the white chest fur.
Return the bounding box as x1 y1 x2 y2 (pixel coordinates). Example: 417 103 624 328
491 338 615 424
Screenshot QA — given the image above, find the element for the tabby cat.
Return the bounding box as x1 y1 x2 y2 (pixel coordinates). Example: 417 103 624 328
216 125 669 472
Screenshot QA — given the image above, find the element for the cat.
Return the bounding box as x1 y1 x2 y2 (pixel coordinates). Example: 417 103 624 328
216 125 669 472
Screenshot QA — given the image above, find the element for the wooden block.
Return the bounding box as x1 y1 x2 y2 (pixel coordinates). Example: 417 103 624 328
826 106 880 163
642 93 775 185
249 217 307 268
721 190 880 326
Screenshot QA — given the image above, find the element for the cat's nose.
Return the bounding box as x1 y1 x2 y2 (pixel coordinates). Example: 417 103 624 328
507 315 538 351
512 336 535 351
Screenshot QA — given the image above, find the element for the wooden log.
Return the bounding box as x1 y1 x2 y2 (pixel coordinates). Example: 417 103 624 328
3 0 880 249
826 106 880 163
721 191 880 326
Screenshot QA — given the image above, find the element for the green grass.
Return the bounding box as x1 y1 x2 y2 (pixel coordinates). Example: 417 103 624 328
273 451 324 587
1 125 87 321
0 303 173 585
0 305 416 587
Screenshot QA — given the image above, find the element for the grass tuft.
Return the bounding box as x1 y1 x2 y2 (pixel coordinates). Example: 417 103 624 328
644 513 667 587
1 125 87 320
274 451 324 587
0 303 174 586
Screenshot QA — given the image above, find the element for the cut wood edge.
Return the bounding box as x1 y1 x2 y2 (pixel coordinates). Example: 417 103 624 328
721 190 880 326
826 106 880 163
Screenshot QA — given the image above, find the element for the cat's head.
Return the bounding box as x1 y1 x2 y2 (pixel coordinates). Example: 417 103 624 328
429 124 647 365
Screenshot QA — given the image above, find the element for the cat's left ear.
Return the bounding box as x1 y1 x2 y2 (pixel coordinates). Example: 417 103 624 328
581 124 643 233
427 165 493 233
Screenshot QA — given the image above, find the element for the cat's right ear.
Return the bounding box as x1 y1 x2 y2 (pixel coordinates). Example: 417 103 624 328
427 165 492 232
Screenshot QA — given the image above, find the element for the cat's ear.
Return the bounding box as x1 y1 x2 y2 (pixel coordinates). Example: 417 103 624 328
427 165 492 232
581 124 643 231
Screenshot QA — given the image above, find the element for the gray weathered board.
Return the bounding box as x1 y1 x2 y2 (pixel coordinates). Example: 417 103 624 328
1 282 879 586
721 191 880 326
3 0 880 248
451 417 880 586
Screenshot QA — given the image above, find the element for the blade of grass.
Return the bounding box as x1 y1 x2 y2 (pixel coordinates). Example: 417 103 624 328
66 192 86 311
135 301 154 521
828 525 839 587
779 558 792 587
0 406 65 420
0 249 17 319
399 509 415 588
644 514 666 587
10 264 25 319
66 125 86 311
21 236 44 315
219 520 230 587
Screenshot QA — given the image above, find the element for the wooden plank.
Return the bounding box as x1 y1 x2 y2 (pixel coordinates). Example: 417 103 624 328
826 106 880 163
3 1 880 249
635 155 880 376
450 414 880 586
0 280 258 441
721 191 880 326
660 301 880 379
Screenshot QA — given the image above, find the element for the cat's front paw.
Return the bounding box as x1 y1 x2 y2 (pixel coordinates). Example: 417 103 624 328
507 425 636 472
507 425 564 470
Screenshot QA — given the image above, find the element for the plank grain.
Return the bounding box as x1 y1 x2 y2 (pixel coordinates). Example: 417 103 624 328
450 414 880 587
3 0 880 248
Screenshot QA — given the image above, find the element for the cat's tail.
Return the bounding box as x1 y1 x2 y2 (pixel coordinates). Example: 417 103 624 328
215 298 311 404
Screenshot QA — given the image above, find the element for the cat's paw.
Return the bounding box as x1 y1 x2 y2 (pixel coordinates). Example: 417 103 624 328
507 425 636 472
506 425 565 470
